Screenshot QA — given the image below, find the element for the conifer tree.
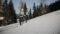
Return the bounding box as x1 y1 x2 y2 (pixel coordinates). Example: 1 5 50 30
29 8 32 19
49 0 60 12
33 3 37 18
8 0 17 23
24 2 27 15
3 0 8 16
36 6 39 16
3 0 8 25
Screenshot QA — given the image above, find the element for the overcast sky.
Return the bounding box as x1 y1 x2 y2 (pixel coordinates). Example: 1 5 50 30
11 0 58 14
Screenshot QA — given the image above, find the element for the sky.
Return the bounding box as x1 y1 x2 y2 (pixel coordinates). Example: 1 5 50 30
11 0 58 14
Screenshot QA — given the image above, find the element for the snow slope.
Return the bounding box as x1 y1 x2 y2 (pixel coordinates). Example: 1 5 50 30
0 10 60 34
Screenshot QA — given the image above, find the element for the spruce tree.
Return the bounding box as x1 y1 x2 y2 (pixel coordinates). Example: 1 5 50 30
33 3 37 18
3 0 8 25
29 8 32 19
24 2 27 15
36 6 39 16
3 0 8 16
8 0 17 23
49 0 60 12
38 5 41 16
23 2 27 21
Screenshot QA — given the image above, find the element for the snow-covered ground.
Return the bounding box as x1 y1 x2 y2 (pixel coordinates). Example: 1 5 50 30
0 10 60 34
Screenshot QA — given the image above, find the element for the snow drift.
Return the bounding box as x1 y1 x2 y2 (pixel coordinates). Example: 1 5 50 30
0 10 60 34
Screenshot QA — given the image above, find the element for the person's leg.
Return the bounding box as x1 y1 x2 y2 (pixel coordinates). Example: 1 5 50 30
25 16 27 23
21 16 24 22
24 16 27 23
21 17 24 25
19 17 21 25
